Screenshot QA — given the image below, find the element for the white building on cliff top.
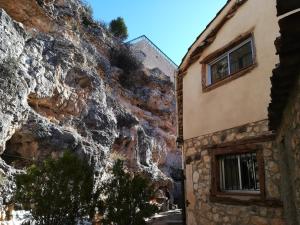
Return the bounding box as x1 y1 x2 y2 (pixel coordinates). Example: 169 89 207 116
128 35 178 83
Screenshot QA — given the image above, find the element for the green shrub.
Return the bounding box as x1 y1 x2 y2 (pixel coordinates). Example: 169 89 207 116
98 160 158 225
13 153 157 225
81 15 94 27
0 57 18 78
96 19 108 30
110 46 141 73
81 0 93 18
14 151 96 225
80 0 94 27
110 46 142 88
109 17 128 40
36 0 44 7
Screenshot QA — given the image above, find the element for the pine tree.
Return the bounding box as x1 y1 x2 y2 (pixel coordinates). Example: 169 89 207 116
109 17 128 40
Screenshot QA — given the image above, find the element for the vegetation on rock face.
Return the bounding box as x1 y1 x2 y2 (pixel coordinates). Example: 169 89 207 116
80 0 95 28
98 160 158 225
14 151 96 225
96 19 108 30
80 0 93 18
109 17 128 40
110 46 142 88
0 57 19 78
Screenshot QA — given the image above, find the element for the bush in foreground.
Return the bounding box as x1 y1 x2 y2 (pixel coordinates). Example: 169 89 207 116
99 160 158 225
14 151 95 225
14 154 157 225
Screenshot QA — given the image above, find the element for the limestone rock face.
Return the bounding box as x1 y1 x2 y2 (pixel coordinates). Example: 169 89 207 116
0 0 181 210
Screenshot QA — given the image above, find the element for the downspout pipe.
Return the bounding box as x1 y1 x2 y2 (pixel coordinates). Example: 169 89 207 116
175 68 186 225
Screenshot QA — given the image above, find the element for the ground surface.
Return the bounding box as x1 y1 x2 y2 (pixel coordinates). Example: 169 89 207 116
146 209 183 225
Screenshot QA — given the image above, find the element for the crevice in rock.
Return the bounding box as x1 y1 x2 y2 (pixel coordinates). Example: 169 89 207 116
111 136 136 168
1 127 66 170
65 68 93 89
1 131 39 169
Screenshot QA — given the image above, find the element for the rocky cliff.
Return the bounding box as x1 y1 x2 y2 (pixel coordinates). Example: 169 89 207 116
0 0 181 211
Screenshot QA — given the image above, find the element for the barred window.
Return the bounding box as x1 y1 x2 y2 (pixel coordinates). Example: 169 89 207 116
218 152 260 192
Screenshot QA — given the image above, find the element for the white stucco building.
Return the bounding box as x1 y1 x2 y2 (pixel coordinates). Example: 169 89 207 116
128 35 177 83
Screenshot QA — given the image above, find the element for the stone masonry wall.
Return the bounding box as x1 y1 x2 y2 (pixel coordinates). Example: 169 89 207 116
275 77 300 225
183 119 286 225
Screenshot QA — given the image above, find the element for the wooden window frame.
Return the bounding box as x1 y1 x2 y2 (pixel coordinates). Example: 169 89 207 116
200 32 257 92
210 143 267 203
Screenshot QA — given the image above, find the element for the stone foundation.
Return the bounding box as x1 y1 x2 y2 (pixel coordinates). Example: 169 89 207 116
183 119 286 225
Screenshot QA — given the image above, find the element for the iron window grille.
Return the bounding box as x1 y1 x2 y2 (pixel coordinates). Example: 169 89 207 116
218 152 260 192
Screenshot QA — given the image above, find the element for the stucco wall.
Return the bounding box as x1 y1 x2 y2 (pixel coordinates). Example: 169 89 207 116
182 0 279 139
130 39 177 83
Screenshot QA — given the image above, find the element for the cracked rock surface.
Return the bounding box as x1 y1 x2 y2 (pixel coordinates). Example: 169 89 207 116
0 0 181 211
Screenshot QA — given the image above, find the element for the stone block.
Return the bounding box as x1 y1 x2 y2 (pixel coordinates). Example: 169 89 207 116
270 218 286 225
201 149 208 156
268 161 280 173
263 149 273 157
212 213 220 222
187 147 196 156
202 138 209 146
226 132 235 142
193 171 199 183
203 155 210 163
250 216 268 225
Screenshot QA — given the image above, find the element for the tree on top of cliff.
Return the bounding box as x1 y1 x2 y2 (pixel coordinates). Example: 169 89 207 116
98 160 158 225
109 17 128 40
14 151 96 225
80 0 93 18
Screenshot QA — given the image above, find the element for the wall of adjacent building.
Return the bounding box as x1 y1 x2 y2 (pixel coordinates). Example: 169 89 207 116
271 4 300 224
182 0 279 140
275 79 300 224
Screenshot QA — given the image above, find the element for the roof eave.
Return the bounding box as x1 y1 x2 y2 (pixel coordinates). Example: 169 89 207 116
178 0 248 74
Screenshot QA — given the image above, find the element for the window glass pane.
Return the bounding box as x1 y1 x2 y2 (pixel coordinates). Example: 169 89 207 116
240 153 258 190
222 155 240 190
210 56 228 83
229 41 253 74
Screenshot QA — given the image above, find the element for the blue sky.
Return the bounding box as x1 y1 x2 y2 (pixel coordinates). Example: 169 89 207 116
86 0 227 65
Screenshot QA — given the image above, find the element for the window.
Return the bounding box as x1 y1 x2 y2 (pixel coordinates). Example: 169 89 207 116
207 38 254 85
210 142 266 201
218 152 260 192
209 137 284 206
